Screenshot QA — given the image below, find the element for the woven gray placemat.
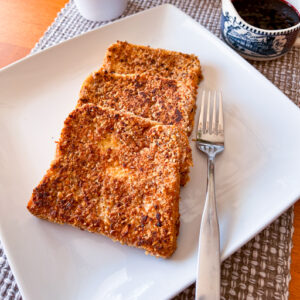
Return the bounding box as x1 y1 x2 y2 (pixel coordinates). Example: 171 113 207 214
0 0 299 299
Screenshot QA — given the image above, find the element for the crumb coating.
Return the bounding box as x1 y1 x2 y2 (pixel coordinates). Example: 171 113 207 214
78 71 196 135
27 105 191 258
103 41 202 92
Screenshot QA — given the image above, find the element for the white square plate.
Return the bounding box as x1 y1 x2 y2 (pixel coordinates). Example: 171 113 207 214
0 4 299 300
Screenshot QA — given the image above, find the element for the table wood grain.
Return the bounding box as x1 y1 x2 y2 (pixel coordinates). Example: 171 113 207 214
0 0 299 298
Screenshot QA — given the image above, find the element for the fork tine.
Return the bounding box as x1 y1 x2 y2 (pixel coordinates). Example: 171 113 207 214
212 91 217 134
198 90 205 132
196 90 224 146
206 91 211 134
218 92 224 134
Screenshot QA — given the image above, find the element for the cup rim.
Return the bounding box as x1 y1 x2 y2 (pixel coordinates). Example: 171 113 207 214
224 0 300 34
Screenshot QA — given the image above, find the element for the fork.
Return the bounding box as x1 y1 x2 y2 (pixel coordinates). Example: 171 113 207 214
195 90 224 300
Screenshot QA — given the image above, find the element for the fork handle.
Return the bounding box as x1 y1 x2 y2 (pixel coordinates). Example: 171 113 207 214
196 156 221 300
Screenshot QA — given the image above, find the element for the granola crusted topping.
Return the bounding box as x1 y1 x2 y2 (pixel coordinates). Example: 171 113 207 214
27 41 202 258
28 105 186 258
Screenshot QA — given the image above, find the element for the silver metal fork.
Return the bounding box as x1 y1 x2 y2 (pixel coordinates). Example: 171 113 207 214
195 90 224 300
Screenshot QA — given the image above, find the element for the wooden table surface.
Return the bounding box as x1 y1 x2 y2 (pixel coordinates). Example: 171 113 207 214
0 0 299 298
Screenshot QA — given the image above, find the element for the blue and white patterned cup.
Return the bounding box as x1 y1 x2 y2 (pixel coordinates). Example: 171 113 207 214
221 0 300 60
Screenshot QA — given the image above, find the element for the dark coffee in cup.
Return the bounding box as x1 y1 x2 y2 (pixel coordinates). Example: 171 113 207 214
221 0 300 60
232 0 300 30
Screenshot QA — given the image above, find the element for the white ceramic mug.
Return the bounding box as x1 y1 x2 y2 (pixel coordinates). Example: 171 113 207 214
221 0 300 60
74 0 128 22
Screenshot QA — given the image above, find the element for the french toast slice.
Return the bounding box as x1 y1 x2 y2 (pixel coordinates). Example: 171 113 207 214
27 105 192 258
78 70 196 135
102 41 202 92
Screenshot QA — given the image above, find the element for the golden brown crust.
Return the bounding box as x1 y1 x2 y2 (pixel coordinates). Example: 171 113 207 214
176 128 193 186
27 104 190 258
103 41 202 91
78 70 196 135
